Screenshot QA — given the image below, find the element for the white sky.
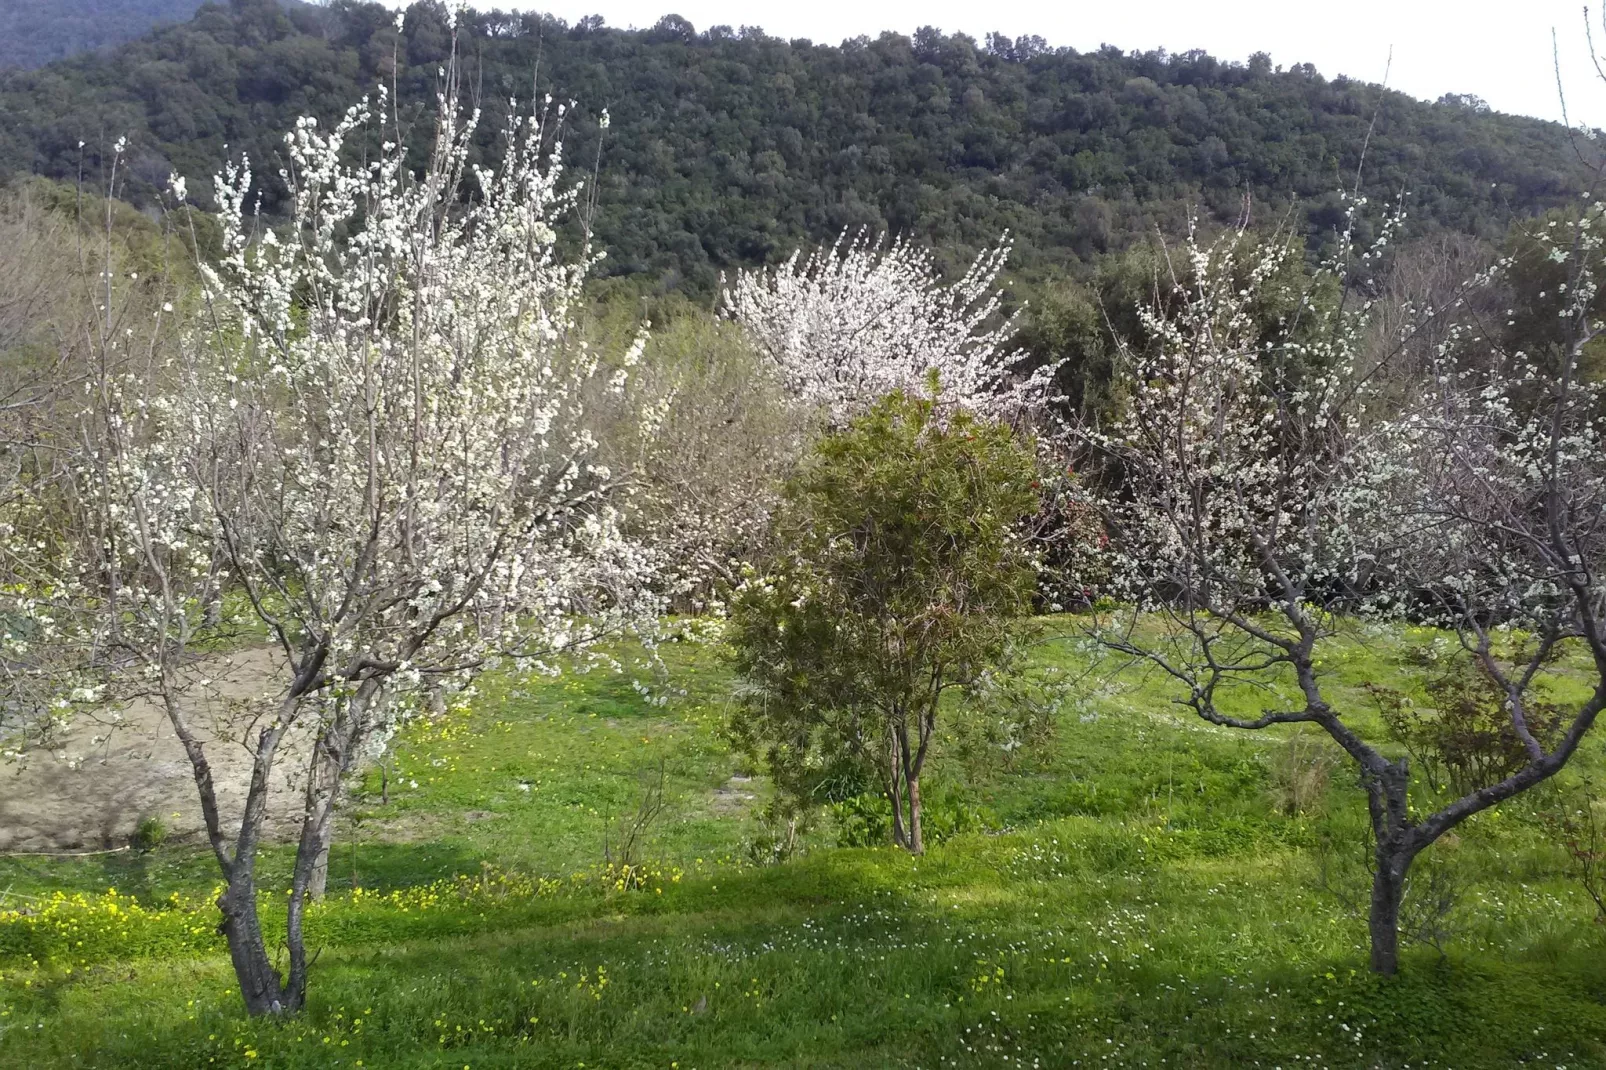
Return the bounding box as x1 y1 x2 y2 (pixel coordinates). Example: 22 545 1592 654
424 0 1606 127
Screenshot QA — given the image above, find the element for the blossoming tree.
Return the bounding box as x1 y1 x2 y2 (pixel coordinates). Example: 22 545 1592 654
69 70 658 1014
722 230 1055 422
718 228 1095 603
1089 203 1606 974
1354 199 1606 968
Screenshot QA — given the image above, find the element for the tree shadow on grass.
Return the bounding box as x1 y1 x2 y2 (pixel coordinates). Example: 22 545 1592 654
954 950 1606 1069
316 839 488 894
18 850 1606 1070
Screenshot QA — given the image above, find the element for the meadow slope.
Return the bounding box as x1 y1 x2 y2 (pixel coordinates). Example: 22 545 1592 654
2 619 1604 1069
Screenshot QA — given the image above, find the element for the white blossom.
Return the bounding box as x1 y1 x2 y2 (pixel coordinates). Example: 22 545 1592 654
43 65 663 1013
722 230 1054 422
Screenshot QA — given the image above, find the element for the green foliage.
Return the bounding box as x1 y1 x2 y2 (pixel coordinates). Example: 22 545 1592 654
1495 212 1606 389
1012 271 1125 423
1011 229 1345 432
828 785 988 848
1368 654 1567 799
1 175 212 279
130 816 167 853
726 388 1041 848
0 1 1590 295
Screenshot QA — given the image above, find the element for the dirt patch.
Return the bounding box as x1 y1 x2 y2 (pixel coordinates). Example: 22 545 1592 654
0 647 316 853
709 774 757 815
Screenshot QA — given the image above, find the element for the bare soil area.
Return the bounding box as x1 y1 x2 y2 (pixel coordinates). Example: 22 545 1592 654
0 647 315 853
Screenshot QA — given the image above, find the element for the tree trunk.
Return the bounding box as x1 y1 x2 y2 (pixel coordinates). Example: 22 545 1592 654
1368 863 1403 976
894 718 927 855
1364 758 1417 976
303 756 340 900
281 749 350 1007
884 728 907 848
888 779 907 848
306 841 330 899
171 689 299 1016
278 689 372 1006
906 774 925 855
303 692 368 900
217 874 292 1015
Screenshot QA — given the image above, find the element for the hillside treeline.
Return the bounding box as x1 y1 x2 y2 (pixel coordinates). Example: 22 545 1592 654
0 0 211 70
0 0 1593 296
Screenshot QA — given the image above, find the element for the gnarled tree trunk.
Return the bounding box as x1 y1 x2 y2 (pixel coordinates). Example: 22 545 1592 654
1362 757 1419 976
218 871 293 1015
164 667 365 1015
165 684 302 1014
1368 853 1409 975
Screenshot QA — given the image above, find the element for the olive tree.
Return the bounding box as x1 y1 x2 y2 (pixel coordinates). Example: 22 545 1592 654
727 385 1040 854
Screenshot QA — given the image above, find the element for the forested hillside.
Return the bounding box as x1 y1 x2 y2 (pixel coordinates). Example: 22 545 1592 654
0 0 208 69
0 0 1591 292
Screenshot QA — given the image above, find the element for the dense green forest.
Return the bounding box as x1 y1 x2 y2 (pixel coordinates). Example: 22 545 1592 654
0 0 1594 294
0 0 210 70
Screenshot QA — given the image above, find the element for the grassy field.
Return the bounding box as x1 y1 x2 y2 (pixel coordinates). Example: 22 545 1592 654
2 618 1605 1068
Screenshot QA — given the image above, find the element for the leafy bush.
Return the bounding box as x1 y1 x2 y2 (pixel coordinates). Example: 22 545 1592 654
1369 655 1566 798
131 815 167 853
728 385 1043 853
829 786 989 848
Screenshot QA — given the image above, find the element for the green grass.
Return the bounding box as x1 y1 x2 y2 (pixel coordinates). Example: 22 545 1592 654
2 618 1605 1068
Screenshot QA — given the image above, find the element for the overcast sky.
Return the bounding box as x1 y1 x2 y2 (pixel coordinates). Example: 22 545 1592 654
418 0 1606 127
